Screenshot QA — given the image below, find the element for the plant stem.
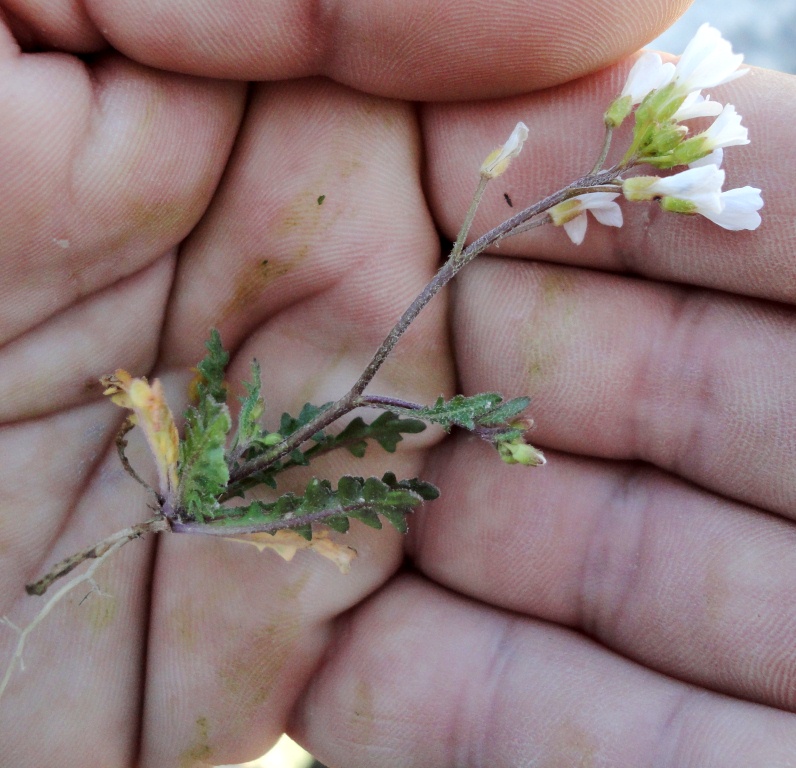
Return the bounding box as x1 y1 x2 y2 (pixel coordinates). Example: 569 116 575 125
449 175 489 264
356 394 424 411
0 516 169 702
226 166 625 488
171 502 378 537
591 126 614 174
25 517 169 596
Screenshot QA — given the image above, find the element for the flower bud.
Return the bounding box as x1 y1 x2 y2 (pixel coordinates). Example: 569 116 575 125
263 432 282 446
480 121 529 179
497 438 546 466
604 95 633 128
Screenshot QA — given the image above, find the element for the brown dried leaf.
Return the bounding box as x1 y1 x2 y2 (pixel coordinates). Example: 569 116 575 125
100 370 179 495
225 529 357 574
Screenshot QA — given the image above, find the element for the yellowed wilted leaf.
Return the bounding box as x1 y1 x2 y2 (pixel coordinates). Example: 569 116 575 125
100 370 179 495
225 529 357 574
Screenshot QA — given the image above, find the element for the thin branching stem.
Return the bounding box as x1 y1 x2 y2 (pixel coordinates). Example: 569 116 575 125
1 517 167 701
356 395 424 411
227 166 626 487
25 517 168 597
173 501 377 537
591 125 614 174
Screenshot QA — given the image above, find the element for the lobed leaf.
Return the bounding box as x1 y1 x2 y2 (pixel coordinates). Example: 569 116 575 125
377 393 531 432
179 396 232 522
198 473 439 538
233 359 265 451
192 328 229 405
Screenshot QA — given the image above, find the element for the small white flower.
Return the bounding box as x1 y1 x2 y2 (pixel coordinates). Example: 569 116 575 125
699 104 749 150
700 186 763 230
673 23 747 93
621 51 676 104
480 121 529 179
682 104 747 169
549 192 623 245
623 165 725 214
673 90 723 121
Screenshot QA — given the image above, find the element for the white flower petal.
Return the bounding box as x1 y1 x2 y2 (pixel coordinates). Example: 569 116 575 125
570 192 624 228
480 121 529 178
674 23 747 92
673 91 723 121
590 202 624 228
621 52 676 103
702 104 749 149
563 213 588 245
647 164 725 211
700 186 763 230
690 147 724 169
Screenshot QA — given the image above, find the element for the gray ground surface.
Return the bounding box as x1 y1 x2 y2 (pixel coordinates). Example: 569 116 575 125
652 0 795 73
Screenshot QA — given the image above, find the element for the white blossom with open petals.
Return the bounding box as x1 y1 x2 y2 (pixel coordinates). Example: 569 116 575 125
700 186 763 230
700 104 749 149
684 104 747 169
549 192 623 245
672 23 747 93
623 164 725 214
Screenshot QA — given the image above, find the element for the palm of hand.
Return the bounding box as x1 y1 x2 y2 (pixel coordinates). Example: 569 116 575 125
1 1 795 765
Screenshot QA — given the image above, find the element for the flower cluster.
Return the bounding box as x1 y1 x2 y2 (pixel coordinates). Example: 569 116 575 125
549 24 762 244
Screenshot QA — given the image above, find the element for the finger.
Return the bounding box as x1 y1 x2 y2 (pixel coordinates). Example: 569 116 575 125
453 258 796 518
0 47 244 761
423 63 795 301
0 0 105 51
0 48 244 352
161 77 450 414
409 437 796 712
291 575 796 766
0 403 159 764
75 0 687 98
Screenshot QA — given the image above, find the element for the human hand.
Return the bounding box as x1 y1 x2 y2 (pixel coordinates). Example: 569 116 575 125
3 0 794 765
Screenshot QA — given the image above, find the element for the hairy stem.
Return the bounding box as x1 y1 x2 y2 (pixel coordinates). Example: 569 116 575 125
225 167 624 488
591 125 614 174
25 517 169 597
1 516 168 701
172 502 381 537
356 394 424 411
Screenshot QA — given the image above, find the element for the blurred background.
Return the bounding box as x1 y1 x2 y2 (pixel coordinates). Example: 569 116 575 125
652 0 795 72
222 1 790 767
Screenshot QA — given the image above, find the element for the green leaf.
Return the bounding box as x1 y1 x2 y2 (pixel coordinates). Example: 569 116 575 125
477 396 531 425
194 329 229 405
178 396 232 522
233 359 265 450
377 393 529 433
304 411 426 461
199 474 439 537
279 402 333 439
381 472 440 501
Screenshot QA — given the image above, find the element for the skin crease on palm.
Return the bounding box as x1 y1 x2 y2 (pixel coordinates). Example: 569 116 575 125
2 0 796 764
